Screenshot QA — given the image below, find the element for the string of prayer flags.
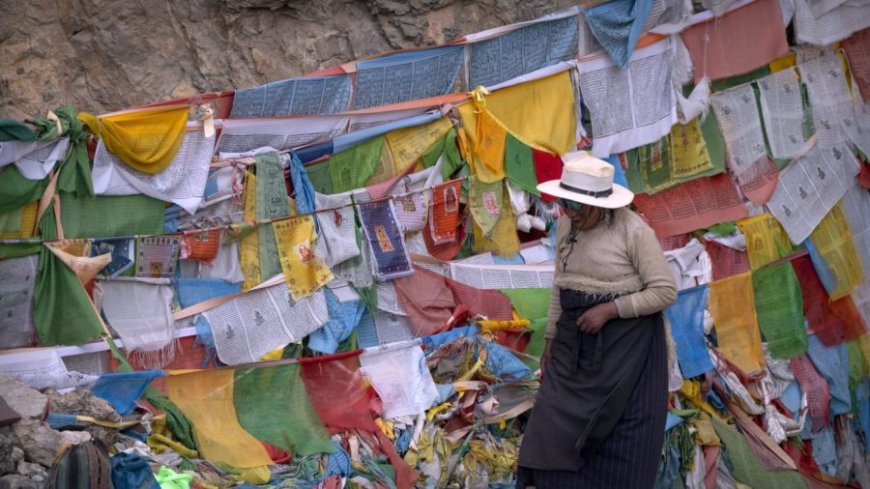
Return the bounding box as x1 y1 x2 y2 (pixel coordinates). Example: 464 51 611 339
165 368 275 469
357 199 414 280
680 0 789 83
807 203 865 301
751 263 808 359
737 213 795 270
710 84 779 204
79 106 190 174
136 236 180 278
469 177 504 237
272 215 333 301
665 286 714 378
792 254 866 347
255 153 290 282
708 272 766 374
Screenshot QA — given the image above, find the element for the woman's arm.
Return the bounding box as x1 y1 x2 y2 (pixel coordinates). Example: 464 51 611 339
613 224 678 318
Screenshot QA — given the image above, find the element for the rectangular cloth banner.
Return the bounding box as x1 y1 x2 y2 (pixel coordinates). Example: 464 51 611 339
356 199 414 281
633 174 748 237
272 215 334 301
681 0 789 83
708 272 766 374
230 74 352 118
665 286 714 378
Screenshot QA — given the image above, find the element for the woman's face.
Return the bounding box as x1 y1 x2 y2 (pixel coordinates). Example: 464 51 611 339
559 199 604 230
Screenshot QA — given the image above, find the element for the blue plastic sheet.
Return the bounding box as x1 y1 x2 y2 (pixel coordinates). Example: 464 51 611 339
111 452 160 489
481 339 533 381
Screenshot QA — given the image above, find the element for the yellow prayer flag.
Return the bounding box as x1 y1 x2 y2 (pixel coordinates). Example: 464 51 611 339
79 106 189 174
669 119 714 179
165 369 273 469
809 202 864 300
737 213 794 270
0 201 38 239
708 272 766 374
472 198 519 257
458 71 576 156
385 117 453 173
240 173 261 291
272 215 333 300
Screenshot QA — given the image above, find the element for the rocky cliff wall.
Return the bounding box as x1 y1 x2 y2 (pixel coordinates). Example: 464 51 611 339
0 0 577 119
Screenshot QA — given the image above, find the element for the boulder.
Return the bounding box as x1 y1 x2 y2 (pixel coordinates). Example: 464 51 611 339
11 419 59 467
0 435 13 475
0 377 46 420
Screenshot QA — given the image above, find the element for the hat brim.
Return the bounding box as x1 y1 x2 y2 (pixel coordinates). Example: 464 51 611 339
536 180 634 209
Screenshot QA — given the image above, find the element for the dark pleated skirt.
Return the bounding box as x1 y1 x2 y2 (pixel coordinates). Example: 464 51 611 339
516 308 668 489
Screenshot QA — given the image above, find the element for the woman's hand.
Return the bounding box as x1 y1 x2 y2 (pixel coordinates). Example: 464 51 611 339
576 302 619 334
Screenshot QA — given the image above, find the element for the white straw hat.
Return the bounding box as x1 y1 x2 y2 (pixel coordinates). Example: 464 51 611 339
536 151 634 209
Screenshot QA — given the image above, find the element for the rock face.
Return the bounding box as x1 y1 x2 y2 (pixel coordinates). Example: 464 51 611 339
0 0 576 119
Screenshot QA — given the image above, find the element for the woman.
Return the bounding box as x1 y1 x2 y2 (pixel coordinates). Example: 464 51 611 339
516 152 677 488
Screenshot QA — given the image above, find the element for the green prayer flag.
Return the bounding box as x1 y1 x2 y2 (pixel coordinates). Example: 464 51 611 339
0 119 38 141
33 244 104 346
53 108 94 197
712 418 808 489
752 263 807 359
440 129 464 181
329 137 384 193
500 288 551 363
255 153 289 281
49 193 165 239
306 160 334 194
0 166 48 214
504 133 537 195
233 364 335 456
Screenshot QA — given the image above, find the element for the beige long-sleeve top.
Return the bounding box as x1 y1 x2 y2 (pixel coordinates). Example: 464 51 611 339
545 208 677 339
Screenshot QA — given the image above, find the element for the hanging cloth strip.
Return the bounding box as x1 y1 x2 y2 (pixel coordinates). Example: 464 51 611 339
708 272 766 374
751 262 808 359
356 199 414 281
665 286 714 378
468 87 507 183
79 106 189 174
272 214 333 300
